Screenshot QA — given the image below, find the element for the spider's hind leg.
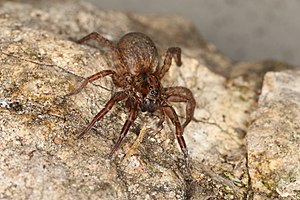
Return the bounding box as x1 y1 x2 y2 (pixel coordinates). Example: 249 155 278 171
77 32 116 51
156 47 182 79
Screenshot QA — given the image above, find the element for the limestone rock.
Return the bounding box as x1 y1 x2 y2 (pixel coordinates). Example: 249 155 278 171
0 1 296 199
247 70 300 199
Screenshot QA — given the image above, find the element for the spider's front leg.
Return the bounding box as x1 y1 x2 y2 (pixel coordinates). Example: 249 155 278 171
77 91 128 139
165 86 196 129
109 98 138 157
163 104 192 178
156 106 165 128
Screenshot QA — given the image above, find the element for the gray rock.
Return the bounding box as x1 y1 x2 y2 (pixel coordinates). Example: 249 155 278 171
247 70 300 199
0 1 297 199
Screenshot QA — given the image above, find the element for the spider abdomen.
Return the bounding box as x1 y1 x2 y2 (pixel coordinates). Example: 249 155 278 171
117 32 159 75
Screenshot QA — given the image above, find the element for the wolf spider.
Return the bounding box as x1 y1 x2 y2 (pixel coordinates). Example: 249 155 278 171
68 32 196 171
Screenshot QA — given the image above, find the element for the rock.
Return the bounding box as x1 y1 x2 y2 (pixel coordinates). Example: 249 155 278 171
247 70 300 199
0 1 296 199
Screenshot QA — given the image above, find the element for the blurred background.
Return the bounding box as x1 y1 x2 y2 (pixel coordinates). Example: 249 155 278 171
89 0 299 67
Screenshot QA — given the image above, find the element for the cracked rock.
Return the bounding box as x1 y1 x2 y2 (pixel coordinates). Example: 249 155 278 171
247 70 300 199
0 1 296 199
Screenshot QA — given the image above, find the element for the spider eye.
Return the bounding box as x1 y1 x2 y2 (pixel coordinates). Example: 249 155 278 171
149 86 158 96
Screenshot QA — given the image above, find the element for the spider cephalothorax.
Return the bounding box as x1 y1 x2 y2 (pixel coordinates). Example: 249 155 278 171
131 72 161 113
68 32 196 170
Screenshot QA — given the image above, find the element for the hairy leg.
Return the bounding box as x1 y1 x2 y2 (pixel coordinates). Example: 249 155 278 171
156 106 165 128
77 32 116 51
163 105 191 178
109 99 138 157
67 70 116 96
156 47 182 79
77 91 128 139
165 86 196 129
75 32 125 88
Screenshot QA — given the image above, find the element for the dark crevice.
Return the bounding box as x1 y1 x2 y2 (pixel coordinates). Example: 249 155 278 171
245 149 254 199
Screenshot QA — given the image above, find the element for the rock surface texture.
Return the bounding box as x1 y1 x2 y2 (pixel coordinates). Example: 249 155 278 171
0 1 298 199
247 70 300 199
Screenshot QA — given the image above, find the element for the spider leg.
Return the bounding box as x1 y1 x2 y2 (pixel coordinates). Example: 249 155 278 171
156 106 165 128
165 86 196 129
67 70 116 96
156 47 182 79
77 91 128 139
109 99 138 157
163 105 191 177
77 32 116 51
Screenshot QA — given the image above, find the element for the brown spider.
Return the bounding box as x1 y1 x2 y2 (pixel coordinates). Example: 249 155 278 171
68 32 196 170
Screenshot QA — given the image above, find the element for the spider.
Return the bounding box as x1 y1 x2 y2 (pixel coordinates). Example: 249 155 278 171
68 32 196 171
